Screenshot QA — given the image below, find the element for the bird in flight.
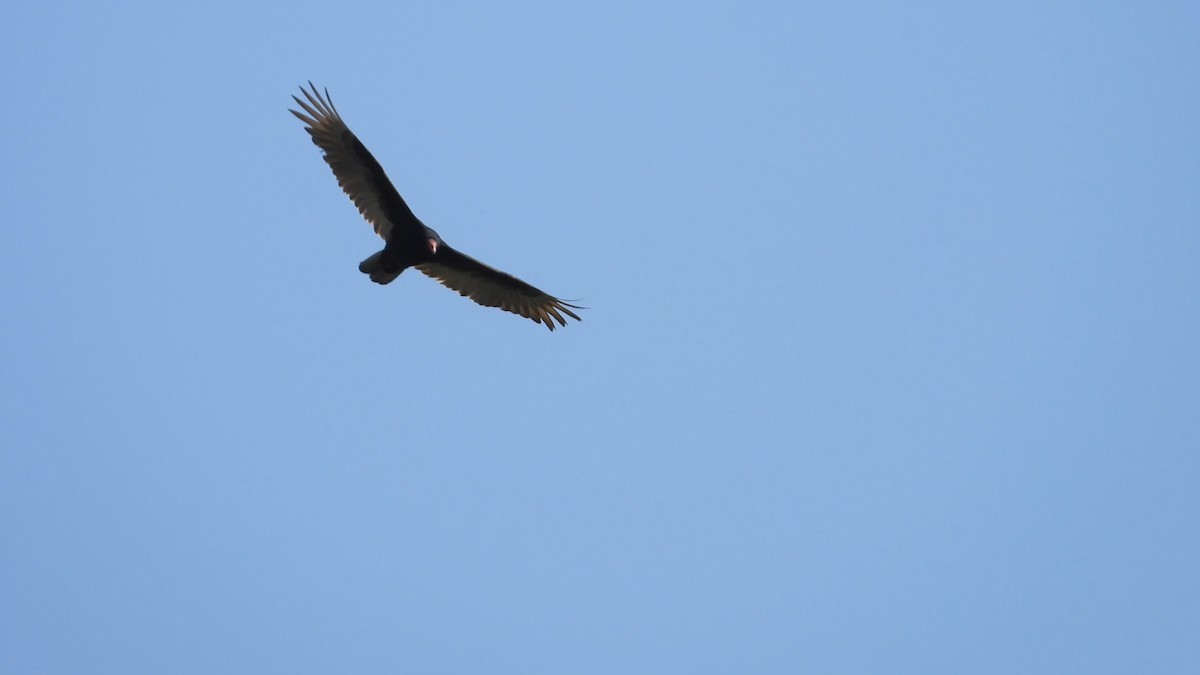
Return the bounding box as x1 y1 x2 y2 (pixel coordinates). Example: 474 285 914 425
290 83 582 330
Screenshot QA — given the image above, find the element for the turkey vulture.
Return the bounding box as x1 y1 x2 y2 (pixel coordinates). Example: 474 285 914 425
290 83 582 330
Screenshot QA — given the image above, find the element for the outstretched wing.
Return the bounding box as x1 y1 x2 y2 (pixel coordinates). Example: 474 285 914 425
417 246 583 331
289 83 419 240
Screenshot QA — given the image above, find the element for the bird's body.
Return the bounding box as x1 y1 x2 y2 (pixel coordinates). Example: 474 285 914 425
358 224 440 285
290 83 582 330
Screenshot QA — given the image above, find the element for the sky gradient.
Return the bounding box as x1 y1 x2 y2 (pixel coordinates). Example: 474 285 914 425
3 2 1198 673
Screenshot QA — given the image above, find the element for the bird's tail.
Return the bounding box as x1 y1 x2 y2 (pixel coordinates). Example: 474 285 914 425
358 251 403 285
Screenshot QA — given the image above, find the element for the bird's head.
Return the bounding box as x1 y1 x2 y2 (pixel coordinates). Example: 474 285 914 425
423 226 444 256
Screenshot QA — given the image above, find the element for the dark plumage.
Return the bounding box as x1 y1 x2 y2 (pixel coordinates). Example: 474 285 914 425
290 83 582 330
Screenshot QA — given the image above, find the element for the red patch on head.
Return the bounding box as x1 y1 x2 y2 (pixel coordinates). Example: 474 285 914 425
428 238 439 254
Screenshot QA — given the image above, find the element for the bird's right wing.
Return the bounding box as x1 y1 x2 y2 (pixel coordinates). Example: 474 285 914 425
290 83 418 240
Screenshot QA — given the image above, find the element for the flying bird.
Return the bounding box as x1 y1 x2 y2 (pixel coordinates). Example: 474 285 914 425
290 83 582 330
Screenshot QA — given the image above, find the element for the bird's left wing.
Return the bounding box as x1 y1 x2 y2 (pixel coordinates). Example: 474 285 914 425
289 83 418 240
416 247 583 331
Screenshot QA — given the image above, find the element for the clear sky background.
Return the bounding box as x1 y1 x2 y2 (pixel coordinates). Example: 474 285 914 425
3 2 1198 673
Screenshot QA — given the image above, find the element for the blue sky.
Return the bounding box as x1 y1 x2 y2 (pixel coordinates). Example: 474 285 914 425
3 1 1198 672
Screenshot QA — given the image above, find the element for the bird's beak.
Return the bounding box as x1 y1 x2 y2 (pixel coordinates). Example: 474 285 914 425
428 238 439 254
